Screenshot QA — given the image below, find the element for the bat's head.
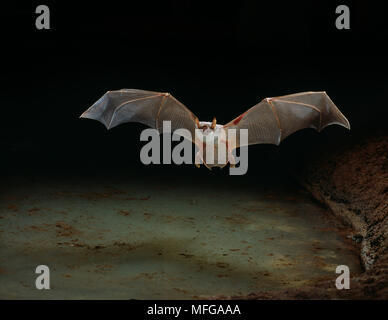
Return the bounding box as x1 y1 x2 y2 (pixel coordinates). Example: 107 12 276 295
197 117 217 131
198 118 221 132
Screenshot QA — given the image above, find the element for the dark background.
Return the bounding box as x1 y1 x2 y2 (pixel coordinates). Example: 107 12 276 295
1 0 387 181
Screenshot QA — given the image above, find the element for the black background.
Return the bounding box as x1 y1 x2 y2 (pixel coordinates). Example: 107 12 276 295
1 0 388 312
1 0 387 180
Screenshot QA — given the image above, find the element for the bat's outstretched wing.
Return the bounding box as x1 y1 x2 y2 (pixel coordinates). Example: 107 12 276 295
80 89 198 141
224 91 350 149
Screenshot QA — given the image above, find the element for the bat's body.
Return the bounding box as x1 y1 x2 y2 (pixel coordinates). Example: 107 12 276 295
81 89 350 169
195 121 230 169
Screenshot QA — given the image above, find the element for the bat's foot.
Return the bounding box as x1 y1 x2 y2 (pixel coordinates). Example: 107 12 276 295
228 152 236 168
219 162 228 169
203 162 212 170
195 163 200 168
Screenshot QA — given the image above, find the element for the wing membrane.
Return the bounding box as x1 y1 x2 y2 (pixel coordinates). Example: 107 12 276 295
80 89 198 142
225 91 350 149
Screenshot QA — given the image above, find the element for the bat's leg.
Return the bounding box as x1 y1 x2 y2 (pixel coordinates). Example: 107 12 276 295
219 161 229 169
195 151 203 168
195 151 213 170
203 162 212 170
228 152 236 168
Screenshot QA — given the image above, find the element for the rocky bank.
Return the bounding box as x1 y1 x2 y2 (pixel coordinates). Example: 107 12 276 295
220 132 388 299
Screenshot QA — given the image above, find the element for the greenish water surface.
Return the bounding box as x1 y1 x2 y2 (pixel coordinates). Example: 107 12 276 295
0 175 361 299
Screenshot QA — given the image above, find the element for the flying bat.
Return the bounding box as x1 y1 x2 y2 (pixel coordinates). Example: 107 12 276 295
80 89 350 169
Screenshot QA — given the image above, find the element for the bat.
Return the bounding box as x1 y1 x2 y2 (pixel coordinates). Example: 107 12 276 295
80 89 350 169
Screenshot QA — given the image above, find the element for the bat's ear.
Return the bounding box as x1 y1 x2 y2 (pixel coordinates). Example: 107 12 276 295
195 117 200 128
211 117 217 129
